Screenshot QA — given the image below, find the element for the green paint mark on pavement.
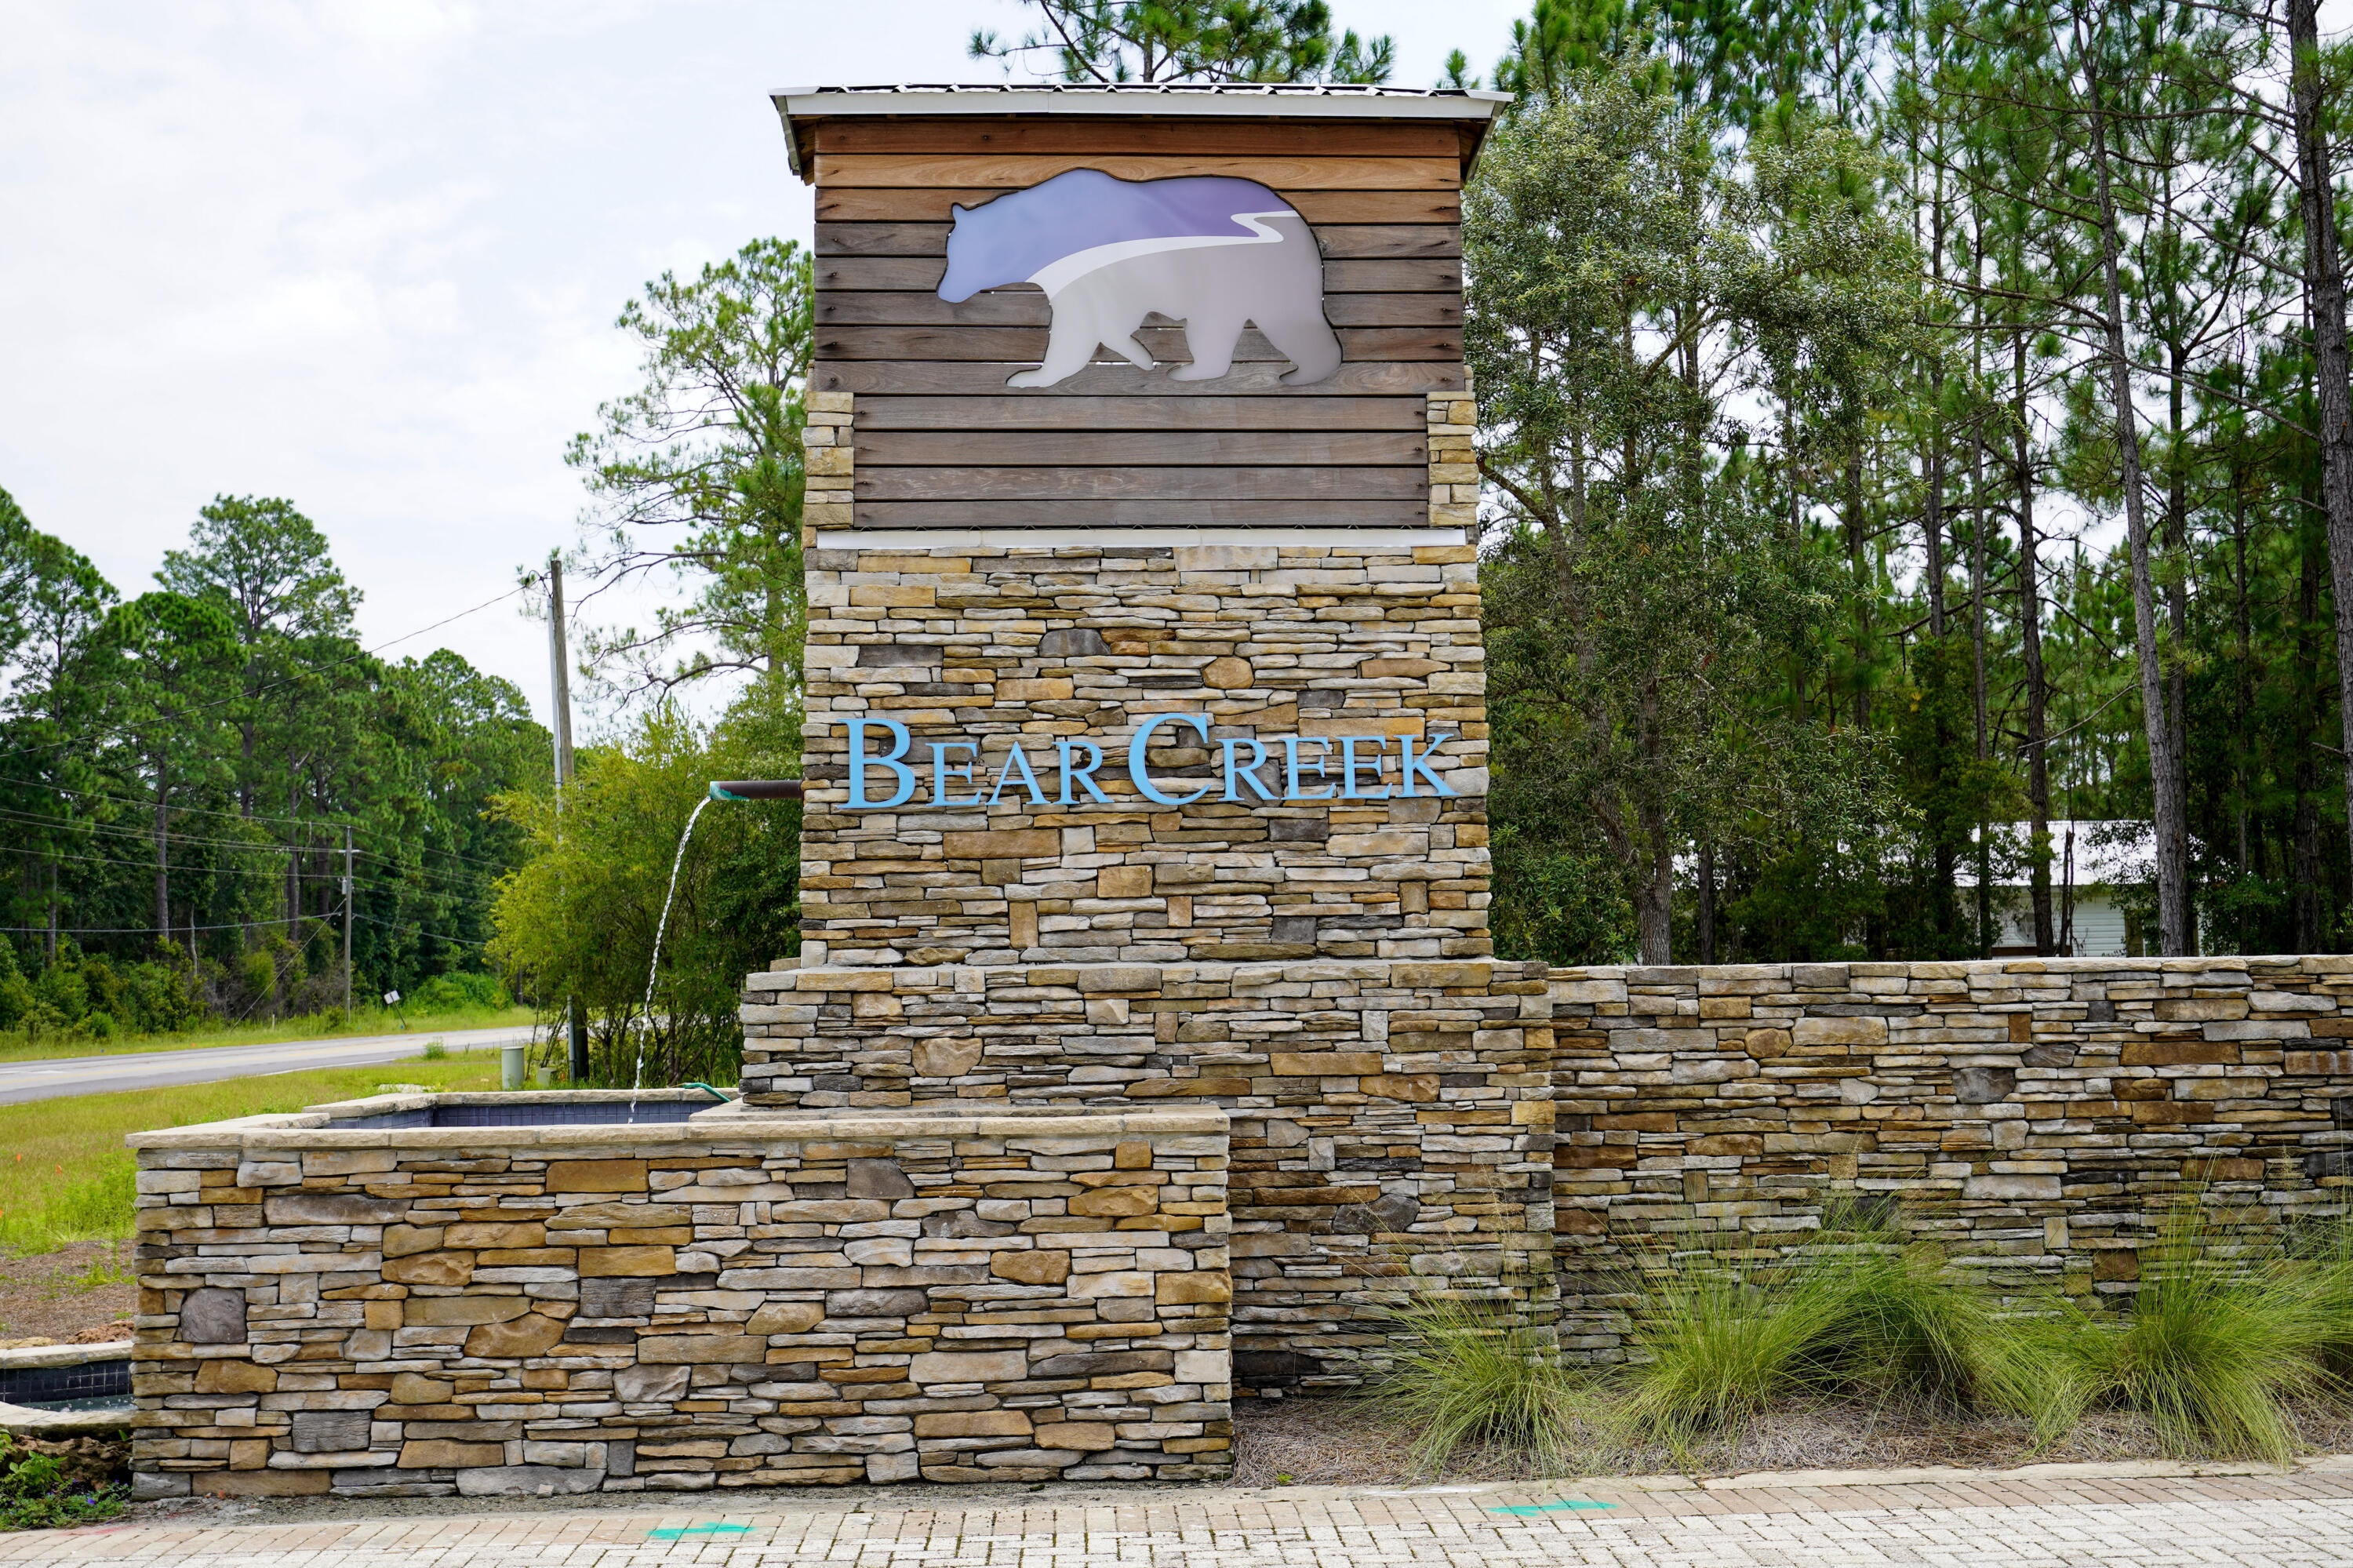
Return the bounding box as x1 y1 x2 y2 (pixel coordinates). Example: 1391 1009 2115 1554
648 1523 755 1538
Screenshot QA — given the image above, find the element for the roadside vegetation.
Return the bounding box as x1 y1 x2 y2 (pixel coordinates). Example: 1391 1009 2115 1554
1359 1197 2353 1480
0 991 526 1065
0 1053 496 1255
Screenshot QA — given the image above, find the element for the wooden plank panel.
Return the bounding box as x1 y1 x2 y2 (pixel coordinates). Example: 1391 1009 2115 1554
814 360 1461 395
838 499 1430 529
856 395 1427 430
816 325 1462 362
813 119 1461 158
816 291 1459 329
856 466 1425 501
817 221 1460 259
817 256 1460 293
816 154 1458 191
860 431 1424 467
816 187 1458 224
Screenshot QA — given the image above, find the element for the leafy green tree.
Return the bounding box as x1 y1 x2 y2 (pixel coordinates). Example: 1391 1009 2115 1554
972 1 1393 82
566 238 813 722
105 591 239 937
487 703 798 1087
1470 63 1914 962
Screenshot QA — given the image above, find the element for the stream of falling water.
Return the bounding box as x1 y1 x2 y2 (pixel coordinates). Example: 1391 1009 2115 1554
631 793 711 1119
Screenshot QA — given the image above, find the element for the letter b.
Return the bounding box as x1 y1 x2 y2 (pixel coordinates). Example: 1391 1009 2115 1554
847 719 917 809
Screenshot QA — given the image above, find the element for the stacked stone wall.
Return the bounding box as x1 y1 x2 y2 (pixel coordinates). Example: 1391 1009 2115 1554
743 957 1555 1387
1550 958 2353 1359
129 1097 1230 1499
799 539 1490 970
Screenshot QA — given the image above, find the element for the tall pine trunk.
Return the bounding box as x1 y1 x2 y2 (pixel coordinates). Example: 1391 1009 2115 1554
2290 0 2353 924
2016 329 2053 954
2086 35 2195 955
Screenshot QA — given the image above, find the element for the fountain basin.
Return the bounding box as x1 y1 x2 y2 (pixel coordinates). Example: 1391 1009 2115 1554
125 1090 1231 1500
322 1089 729 1130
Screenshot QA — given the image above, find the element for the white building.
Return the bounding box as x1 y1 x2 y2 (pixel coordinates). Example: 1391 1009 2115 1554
1958 819 2148 957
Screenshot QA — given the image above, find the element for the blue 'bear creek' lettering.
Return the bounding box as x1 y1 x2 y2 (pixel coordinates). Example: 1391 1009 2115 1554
841 717 1457 811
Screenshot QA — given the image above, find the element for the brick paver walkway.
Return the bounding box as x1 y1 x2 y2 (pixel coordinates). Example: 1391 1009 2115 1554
16 1463 2353 1566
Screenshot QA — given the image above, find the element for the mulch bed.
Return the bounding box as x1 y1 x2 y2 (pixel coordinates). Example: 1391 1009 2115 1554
1231 1391 2353 1487
0 1242 133 1347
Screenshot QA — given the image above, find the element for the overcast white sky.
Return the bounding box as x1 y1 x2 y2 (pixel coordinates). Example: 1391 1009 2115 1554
0 0 1530 734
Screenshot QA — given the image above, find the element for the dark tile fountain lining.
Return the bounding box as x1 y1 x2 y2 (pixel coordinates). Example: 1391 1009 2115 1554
0 1360 129 1406
325 1101 709 1130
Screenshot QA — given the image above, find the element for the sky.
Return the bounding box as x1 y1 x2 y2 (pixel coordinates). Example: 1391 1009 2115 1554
0 0 1532 734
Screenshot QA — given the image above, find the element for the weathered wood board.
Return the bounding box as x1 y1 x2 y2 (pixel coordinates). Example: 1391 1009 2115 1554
798 111 1468 532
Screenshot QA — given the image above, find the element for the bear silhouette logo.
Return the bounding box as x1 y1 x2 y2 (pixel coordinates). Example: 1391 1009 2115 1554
937 168 1342 388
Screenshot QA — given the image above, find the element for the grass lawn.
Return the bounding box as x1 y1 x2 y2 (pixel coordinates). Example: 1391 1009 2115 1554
0 1003 534 1064
0 1050 501 1255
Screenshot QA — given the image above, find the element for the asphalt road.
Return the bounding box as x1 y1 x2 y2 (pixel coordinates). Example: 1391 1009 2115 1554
0 1024 539 1105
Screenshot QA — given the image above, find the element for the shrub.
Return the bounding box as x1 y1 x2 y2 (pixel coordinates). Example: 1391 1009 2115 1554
0 1435 125 1531
406 972 508 1013
1372 1287 1589 1474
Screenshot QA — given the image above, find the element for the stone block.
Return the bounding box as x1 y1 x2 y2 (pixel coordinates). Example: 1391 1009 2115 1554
1954 1067 2017 1104
1155 1271 1231 1304
401 1440 507 1469
1035 1421 1118 1451
546 1160 649 1192
389 1374 453 1406
827 1287 928 1317
1962 1174 2061 1200
456 1466 604 1497
194 1359 277 1395
384 1252 473 1286
748 1301 825 1334
944 830 1060 860
638 1335 766 1363
290 1411 372 1453
580 1278 657 1319
614 1364 692 1403
180 1288 247 1344
406 1297 535 1326
447 1222 546 1249
197 1469 331 1497
1069 1187 1158 1217
580 1246 678 1276
993 1250 1071 1285
462 1313 567 1358
382 1224 445 1258
1269 1053 1383 1076
846 1159 915 1199
1791 1017 1889 1048
263 1194 399 1225
910 1350 1025 1385
918 1413 1044 1450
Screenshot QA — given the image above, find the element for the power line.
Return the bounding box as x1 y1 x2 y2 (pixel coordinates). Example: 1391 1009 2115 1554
9 787 521 873
0 842 489 901
0 915 313 935
0 807 502 892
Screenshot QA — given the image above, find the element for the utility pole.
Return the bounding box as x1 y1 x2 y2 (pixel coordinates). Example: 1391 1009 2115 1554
342 824 354 1026
547 553 589 1085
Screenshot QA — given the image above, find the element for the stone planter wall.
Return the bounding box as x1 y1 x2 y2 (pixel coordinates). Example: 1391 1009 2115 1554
129 1096 1230 1499
1550 958 2353 1358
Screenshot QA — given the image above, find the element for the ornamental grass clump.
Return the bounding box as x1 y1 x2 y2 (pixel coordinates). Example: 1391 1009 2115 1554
2024 1199 2346 1461
1372 1287 1590 1475
1612 1242 1849 1455
1613 1204 2035 1457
